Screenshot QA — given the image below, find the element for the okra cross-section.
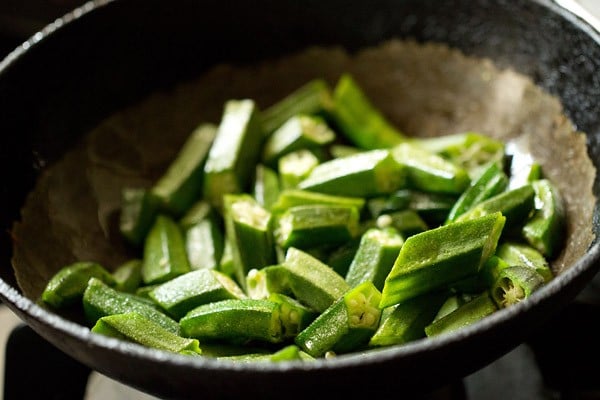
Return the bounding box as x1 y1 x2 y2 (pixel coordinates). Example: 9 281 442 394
180 298 283 344
297 149 406 198
295 281 382 358
380 212 506 308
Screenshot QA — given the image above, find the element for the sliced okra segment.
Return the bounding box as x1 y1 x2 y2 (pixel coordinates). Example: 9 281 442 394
479 255 511 287
223 194 276 290
218 239 236 277
83 277 179 334
283 247 350 313
381 189 457 226
424 291 498 337
148 269 246 320
217 345 310 363
260 79 334 136
506 140 542 189
295 281 382 357
119 187 159 247
41 261 116 309
135 284 162 300
262 114 336 166
142 214 191 285
369 291 447 347
274 204 360 250
326 237 362 277
380 212 506 308
182 208 224 271
151 123 217 216
268 293 319 338
522 179 565 258
328 143 361 158
412 132 506 178
246 265 291 299
297 149 406 198
203 99 264 210
330 74 405 149
495 241 553 282
112 259 143 294
375 210 429 237
445 161 509 224
270 189 365 215
253 164 280 210
91 312 202 355
178 200 220 230
491 266 545 308
455 184 536 232
345 227 404 291
180 298 283 344
392 142 471 195
432 294 468 322
278 149 321 190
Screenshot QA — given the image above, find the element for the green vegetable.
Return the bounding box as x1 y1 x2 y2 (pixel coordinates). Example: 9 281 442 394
148 269 246 319
151 123 216 216
345 227 404 291
491 266 545 308
41 261 115 308
142 214 191 285
270 189 365 215
253 164 280 210
246 265 291 299
380 212 505 308
495 241 553 282
92 312 202 355
268 292 318 338
203 99 264 210
295 281 382 357
298 149 406 197
112 259 143 294
180 202 224 271
381 189 457 226
180 298 283 344
375 210 429 237
278 149 321 189
330 73 405 149
119 188 159 247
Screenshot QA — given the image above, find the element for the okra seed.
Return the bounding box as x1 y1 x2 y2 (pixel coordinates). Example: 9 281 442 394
289 310 300 324
350 315 361 325
362 312 376 326
376 214 393 229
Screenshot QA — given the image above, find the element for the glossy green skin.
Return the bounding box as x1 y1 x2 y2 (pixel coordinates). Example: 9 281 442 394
142 215 191 285
183 217 224 271
112 259 143 294
119 188 160 247
380 212 506 308
495 242 553 283
83 278 179 334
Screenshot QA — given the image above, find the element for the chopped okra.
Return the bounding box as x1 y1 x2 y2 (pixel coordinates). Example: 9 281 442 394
40 74 567 360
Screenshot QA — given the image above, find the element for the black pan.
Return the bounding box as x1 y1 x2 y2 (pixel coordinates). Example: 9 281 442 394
1 0 600 398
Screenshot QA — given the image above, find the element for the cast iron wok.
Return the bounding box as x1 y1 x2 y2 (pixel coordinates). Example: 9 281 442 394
1 0 600 398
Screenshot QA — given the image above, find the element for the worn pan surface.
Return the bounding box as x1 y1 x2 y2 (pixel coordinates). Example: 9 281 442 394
1 0 600 398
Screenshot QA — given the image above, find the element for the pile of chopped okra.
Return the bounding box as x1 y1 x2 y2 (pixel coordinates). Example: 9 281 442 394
40 74 565 362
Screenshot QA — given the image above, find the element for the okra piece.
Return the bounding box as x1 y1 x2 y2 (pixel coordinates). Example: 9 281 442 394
180 203 224 271
83 277 179 334
455 184 535 232
491 266 545 308
217 345 310 363
330 74 405 149
424 291 498 337
246 265 291 299
151 123 217 216
268 293 319 338
369 291 447 347
92 312 202 355
380 212 506 308
41 261 115 309
180 298 283 344
283 247 350 313
375 210 429 237
326 238 362 277
262 114 336 166
253 164 280 210
270 189 365 215
507 141 542 189
329 144 361 158
112 259 143 294
445 161 509 223
298 149 406 198
274 204 360 250
261 79 334 135
218 239 236 277
392 142 471 195
142 214 191 285
432 295 466 322
148 269 246 320
278 149 320 190
382 189 457 226
479 255 511 287
345 227 404 291
295 281 382 357
119 187 159 247
223 194 276 290
203 99 264 210
522 179 565 258
495 242 554 282
412 132 505 177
